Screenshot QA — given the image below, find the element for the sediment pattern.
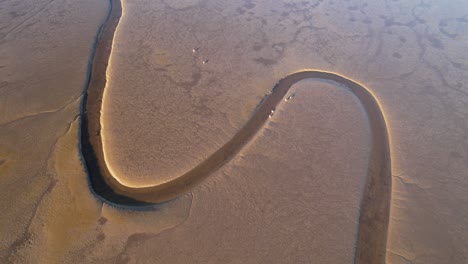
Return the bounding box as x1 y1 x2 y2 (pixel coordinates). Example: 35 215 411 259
80 0 392 263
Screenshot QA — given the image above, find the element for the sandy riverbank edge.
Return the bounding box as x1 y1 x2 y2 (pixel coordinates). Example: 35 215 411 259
79 0 391 263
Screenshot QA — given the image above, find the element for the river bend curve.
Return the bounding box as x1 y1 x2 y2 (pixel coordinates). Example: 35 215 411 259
79 0 392 263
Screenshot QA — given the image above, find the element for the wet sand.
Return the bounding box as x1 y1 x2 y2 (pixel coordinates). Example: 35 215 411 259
0 0 109 262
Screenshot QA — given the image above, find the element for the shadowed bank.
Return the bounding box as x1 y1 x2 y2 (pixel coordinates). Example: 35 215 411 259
79 0 392 263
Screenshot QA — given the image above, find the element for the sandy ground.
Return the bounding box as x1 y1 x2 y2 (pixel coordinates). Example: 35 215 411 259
101 0 468 263
112 80 372 263
1 0 468 263
0 0 107 262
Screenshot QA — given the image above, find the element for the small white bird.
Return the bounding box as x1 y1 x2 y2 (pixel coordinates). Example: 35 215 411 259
192 47 200 53
269 108 276 118
202 59 209 64
285 93 296 101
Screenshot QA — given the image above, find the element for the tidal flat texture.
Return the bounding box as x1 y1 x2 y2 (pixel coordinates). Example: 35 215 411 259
1 0 467 263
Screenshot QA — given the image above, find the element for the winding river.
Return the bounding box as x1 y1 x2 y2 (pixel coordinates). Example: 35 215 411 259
79 0 392 263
